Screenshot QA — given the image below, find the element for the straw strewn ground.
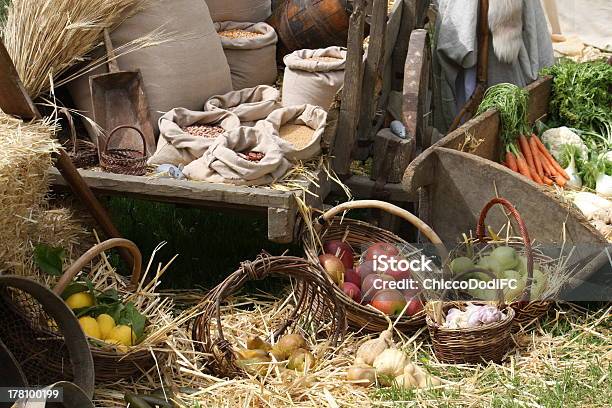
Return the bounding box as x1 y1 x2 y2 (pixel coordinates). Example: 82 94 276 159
0 112 57 273
94 293 611 408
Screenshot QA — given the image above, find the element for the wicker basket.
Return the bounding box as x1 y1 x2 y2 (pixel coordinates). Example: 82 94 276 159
472 198 552 330
304 200 449 334
61 108 98 169
100 125 147 176
191 253 346 378
16 238 161 383
426 269 516 364
0 275 94 397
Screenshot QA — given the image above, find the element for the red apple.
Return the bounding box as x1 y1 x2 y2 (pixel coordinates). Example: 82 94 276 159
357 260 377 282
383 255 412 282
341 282 361 302
323 240 354 270
361 274 395 303
318 254 345 285
370 289 407 315
344 268 361 288
404 295 424 316
363 242 400 263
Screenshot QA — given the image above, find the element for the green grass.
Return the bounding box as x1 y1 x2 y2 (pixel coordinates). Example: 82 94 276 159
105 197 298 290
370 306 611 407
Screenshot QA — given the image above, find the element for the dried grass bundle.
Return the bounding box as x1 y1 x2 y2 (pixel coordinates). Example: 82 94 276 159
0 112 58 273
1 0 146 98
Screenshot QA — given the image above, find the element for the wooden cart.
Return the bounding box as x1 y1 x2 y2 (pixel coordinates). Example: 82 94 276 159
402 76 611 296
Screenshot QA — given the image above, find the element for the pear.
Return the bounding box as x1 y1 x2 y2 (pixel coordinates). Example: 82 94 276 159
450 257 475 275
490 246 519 271
502 269 527 302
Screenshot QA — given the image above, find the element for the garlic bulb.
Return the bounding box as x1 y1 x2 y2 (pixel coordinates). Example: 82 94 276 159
393 373 418 389
373 348 409 379
355 321 394 365
347 364 377 387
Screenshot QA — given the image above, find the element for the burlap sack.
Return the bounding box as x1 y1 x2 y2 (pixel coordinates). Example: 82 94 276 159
204 85 281 125
259 104 327 161
110 0 233 131
215 22 278 91
205 0 271 23
148 108 240 166
282 47 347 110
183 126 292 186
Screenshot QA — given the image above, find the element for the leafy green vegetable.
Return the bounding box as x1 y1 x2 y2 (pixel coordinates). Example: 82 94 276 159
477 83 530 148
542 59 612 144
118 302 146 341
33 244 65 276
559 144 583 169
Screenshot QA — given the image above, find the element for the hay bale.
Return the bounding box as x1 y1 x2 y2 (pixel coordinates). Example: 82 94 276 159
0 112 57 273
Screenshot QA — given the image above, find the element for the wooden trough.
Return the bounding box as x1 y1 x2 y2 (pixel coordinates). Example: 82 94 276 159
403 77 611 297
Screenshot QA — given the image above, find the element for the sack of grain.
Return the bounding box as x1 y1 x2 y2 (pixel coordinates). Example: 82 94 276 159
205 0 271 23
148 108 240 166
110 0 232 132
216 22 278 91
183 126 292 186
204 85 281 125
258 104 327 161
282 47 347 110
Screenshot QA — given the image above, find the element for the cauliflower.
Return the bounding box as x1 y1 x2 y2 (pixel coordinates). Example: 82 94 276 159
541 127 589 162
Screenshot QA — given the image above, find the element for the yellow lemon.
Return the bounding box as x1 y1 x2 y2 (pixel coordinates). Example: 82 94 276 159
78 316 101 339
107 325 135 347
104 339 128 353
65 292 94 310
96 314 116 340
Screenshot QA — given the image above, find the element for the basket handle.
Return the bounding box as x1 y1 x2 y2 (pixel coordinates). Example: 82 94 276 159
476 197 534 303
103 125 147 157
319 200 449 264
53 238 143 296
60 108 79 154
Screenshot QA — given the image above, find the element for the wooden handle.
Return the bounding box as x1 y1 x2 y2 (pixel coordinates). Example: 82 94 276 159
103 29 120 73
320 200 449 263
476 197 534 302
53 238 142 296
104 125 147 156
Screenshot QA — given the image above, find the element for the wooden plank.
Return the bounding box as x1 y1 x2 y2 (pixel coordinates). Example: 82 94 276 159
391 0 429 91
403 29 431 150
356 0 388 148
322 90 342 153
332 0 367 177
526 76 553 125
48 168 295 209
0 42 40 119
268 207 296 243
371 128 414 183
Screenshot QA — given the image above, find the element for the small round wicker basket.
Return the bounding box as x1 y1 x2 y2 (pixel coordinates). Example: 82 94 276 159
304 200 449 334
191 253 347 378
426 269 516 364
61 108 98 169
100 125 147 176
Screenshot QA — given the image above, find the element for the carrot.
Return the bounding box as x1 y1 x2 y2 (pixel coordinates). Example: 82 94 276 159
529 136 544 177
529 165 543 184
533 135 570 180
551 175 567 187
519 135 536 170
505 151 518 172
542 175 554 186
514 149 534 181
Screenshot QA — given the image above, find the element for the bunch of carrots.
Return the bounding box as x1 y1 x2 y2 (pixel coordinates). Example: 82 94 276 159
503 134 569 187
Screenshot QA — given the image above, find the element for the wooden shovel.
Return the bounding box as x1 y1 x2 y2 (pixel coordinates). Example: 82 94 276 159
90 29 156 157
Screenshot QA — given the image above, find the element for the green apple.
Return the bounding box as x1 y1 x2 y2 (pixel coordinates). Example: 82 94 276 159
529 269 548 300
490 246 519 271
450 257 475 275
502 269 527 302
476 255 504 276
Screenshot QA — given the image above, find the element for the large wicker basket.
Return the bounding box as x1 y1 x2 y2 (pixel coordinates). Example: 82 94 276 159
426 269 516 364
191 253 346 378
467 198 552 331
304 200 449 333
